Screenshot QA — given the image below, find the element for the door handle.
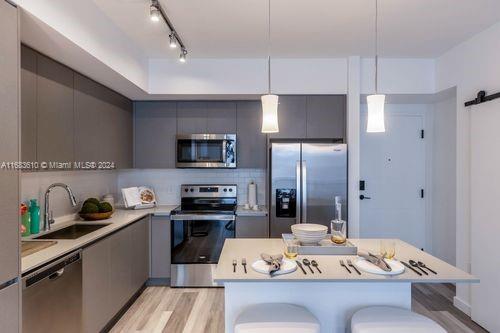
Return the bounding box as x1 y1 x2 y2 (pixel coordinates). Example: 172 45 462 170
296 161 301 224
359 195 371 200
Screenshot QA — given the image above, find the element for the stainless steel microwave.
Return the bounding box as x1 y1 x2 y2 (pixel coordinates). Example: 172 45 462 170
176 134 237 168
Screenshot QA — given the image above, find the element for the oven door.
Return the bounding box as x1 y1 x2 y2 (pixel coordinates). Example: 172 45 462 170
170 216 235 287
171 216 235 264
176 134 236 168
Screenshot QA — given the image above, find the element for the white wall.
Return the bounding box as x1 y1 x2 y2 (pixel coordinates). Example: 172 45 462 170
21 171 118 223
117 169 266 206
435 20 500 314
431 92 457 265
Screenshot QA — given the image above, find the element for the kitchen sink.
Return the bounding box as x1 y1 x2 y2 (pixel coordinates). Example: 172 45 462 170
34 223 110 240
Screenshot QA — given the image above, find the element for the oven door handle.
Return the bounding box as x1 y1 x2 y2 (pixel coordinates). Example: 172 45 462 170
170 214 236 221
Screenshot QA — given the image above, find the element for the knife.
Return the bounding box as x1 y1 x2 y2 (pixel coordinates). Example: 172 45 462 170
296 260 307 275
358 250 392 272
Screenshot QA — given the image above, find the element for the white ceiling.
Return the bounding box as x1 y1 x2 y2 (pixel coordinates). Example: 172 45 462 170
92 0 500 59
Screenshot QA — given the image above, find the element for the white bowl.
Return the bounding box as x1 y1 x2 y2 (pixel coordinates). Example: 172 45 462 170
291 224 327 245
291 223 328 233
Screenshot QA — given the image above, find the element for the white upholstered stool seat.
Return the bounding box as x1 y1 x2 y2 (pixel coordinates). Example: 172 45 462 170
351 306 446 333
234 303 320 333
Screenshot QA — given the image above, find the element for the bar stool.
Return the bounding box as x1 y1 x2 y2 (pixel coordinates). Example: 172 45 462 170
351 306 446 333
234 303 320 333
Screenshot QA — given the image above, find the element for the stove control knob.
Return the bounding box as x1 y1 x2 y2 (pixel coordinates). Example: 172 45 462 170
190 188 194 192
223 188 227 192
184 188 188 192
229 188 233 192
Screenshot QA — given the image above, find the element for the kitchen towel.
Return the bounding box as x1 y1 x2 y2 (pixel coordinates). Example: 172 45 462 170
248 181 257 207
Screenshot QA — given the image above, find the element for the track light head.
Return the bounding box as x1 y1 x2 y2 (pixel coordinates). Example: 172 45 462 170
150 2 161 22
169 33 177 48
179 49 187 63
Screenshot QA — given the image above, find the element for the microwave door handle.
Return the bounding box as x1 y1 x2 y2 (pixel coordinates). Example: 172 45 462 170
296 160 301 224
222 140 228 163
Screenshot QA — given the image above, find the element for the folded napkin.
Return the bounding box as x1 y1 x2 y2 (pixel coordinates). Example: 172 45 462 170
358 250 392 272
260 253 283 276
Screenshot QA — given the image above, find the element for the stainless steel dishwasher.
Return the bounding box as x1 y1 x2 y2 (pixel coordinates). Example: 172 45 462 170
22 250 83 333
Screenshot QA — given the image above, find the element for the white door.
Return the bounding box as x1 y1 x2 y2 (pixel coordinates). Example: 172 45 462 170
470 99 500 332
360 113 426 249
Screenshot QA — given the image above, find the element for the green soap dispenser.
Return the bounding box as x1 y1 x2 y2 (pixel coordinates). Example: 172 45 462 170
29 199 40 234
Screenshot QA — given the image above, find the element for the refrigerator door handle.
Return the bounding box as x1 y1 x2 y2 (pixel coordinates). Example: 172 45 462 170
302 160 307 223
296 160 301 225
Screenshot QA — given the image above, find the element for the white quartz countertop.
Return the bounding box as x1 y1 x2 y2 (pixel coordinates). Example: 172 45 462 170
21 205 177 274
235 205 268 216
214 238 478 283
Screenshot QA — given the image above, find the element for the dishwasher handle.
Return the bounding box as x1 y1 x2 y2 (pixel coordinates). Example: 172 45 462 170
22 250 81 289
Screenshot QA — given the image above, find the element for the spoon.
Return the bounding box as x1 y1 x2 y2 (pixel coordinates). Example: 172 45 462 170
302 258 315 274
409 260 428 275
311 260 322 273
417 261 437 274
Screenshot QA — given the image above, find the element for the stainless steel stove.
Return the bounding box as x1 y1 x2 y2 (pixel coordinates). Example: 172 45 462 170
170 184 237 287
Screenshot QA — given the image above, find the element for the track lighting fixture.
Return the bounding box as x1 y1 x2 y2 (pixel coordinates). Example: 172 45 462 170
150 1 161 22
149 0 187 61
169 33 177 48
179 49 187 63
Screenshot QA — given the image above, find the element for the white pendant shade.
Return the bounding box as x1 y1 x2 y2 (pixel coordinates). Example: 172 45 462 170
261 94 279 133
366 94 386 133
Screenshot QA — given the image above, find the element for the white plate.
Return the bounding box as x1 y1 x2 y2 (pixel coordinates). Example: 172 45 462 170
251 259 298 275
354 258 405 275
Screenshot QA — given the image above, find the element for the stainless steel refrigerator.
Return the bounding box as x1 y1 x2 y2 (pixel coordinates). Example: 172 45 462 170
270 141 347 237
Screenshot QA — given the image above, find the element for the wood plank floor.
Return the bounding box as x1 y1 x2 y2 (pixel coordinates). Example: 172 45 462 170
110 284 487 333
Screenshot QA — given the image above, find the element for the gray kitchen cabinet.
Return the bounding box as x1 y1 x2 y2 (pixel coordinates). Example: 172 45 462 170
269 95 307 139
306 95 346 139
131 217 150 291
83 218 148 332
36 52 75 164
104 95 133 169
0 0 20 285
82 236 112 333
206 101 237 133
108 225 133 314
151 216 171 279
177 101 207 134
0 282 20 333
21 45 37 163
236 216 269 238
134 102 177 168
236 101 267 168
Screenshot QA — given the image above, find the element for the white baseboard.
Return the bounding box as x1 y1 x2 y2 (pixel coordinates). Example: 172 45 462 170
453 296 471 316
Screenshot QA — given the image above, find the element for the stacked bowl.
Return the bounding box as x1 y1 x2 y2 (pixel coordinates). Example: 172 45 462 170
291 223 328 245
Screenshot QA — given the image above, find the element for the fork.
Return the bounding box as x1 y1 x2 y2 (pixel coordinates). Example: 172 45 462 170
340 259 351 274
346 259 361 275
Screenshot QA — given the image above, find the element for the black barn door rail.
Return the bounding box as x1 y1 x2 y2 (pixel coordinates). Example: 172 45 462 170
465 90 500 107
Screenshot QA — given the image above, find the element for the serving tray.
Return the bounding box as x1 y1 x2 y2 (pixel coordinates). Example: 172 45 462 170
282 233 358 255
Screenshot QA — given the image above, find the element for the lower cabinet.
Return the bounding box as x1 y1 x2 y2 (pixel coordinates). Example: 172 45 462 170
236 216 269 238
151 216 171 279
82 217 149 333
0 282 20 333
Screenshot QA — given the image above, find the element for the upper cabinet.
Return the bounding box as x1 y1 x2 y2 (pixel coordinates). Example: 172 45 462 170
270 95 307 139
20 46 133 169
236 101 267 168
306 95 346 139
269 95 346 140
177 101 237 134
36 53 75 164
74 74 133 169
134 102 177 168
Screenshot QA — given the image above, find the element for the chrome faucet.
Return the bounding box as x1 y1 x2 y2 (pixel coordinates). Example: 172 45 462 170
44 183 78 231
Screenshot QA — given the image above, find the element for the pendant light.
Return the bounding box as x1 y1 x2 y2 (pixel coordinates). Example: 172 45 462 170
261 0 279 133
366 0 386 133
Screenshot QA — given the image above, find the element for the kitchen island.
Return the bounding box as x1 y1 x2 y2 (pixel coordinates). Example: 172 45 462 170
214 238 477 333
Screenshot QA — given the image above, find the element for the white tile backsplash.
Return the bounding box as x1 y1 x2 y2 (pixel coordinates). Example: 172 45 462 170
21 170 118 219
117 168 266 205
